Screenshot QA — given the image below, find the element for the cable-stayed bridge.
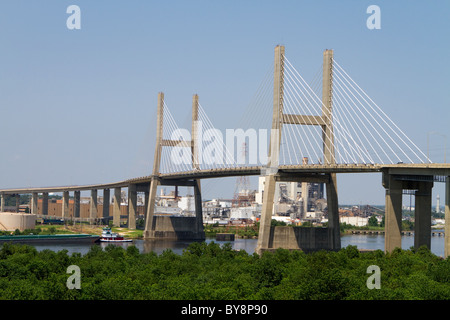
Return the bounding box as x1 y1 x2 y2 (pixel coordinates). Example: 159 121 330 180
1 45 449 256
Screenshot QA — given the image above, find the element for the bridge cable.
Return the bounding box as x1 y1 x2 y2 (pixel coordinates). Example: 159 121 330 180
333 60 428 163
332 69 402 163
283 62 331 163
284 57 347 164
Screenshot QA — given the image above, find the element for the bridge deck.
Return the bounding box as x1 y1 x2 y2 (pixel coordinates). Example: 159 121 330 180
1 163 449 194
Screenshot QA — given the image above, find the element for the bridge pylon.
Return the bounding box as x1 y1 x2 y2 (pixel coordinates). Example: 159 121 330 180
256 46 341 254
143 93 205 240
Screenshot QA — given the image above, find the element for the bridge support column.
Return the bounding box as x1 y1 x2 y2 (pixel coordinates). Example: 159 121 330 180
144 190 149 221
193 180 204 237
144 92 163 239
144 178 205 240
128 184 137 230
113 188 121 227
15 194 20 212
383 173 403 253
445 177 450 258
74 191 81 219
103 189 110 219
62 191 69 219
326 173 340 250
414 181 433 250
31 192 39 215
256 174 277 254
42 192 48 216
90 189 98 224
0 194 4 212
144 178 159 238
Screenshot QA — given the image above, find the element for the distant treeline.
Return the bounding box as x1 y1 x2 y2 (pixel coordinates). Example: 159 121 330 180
3 194 61 207
0 242 449 300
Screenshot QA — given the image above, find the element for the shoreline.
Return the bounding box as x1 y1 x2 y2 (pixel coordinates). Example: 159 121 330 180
11 223 446 241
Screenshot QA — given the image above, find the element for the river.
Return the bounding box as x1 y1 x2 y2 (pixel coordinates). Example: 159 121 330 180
28 232 446 257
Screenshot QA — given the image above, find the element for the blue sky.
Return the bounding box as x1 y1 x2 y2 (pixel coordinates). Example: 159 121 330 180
0 1 449 205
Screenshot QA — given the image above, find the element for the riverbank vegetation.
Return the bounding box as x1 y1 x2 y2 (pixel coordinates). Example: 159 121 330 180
204 219 390 238
0 241 448 300
204 223 259 238
26 224 144 239
0 226 75 236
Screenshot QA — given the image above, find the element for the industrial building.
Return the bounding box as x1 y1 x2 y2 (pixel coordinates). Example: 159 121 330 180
255 158 326 221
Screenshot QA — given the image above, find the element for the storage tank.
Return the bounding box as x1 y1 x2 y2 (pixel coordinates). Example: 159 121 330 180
0 212 36 231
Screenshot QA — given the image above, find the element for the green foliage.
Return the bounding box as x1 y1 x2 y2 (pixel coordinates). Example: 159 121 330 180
271 219 287 226
402 219 414 231
368 216 378 227
340 222 357 232
380 215 385 227
47 227 57 234
0 242 449 300
203 223 258 238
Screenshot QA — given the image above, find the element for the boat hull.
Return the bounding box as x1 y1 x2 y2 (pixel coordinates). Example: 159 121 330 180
0 234 101 244
100 238 133 243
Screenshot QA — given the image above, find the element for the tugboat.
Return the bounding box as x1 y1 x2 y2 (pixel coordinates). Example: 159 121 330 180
99 227 132 242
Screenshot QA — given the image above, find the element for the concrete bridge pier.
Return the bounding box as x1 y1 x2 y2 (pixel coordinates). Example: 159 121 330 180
193 180 203 237
90 189 98 223
42 192 48 215
103 189 110 219
128 184 137 229
113 187 121 227
31 192 38 215
256 174 277 254
62 191 69 219
74 191 81 218
383 171 435 253
144 178 205 240
414 181 433 250
326 173 341 250
143 178 159 239
144 190 149 221
256 173 340 253
383 173 403 253
15 194 20 212
0 193 4 212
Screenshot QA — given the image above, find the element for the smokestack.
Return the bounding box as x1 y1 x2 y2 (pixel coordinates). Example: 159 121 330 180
436 194 440 213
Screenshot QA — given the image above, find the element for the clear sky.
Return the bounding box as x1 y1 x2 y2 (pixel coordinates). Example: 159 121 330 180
0 1 449 206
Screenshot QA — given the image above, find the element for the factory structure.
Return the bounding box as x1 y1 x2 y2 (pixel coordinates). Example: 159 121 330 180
201 157 329 226
147 173 327 226
254 175 326 222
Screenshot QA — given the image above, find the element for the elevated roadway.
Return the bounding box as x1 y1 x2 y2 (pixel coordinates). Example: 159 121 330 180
1 163 449 194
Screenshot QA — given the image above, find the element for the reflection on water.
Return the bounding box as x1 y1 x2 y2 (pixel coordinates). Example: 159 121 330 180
106 238 259 256
29 234 445 257
341 234 445 257
30 238 259 256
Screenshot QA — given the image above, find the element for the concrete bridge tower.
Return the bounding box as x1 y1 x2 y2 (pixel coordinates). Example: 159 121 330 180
256 46 341 254
143 93 205 240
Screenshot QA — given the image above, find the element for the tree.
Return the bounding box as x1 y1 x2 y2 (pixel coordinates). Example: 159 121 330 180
368 215 379 227
380 215 385 227
402 219 414 231
271 219 287 226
